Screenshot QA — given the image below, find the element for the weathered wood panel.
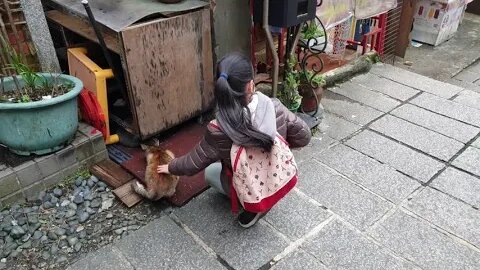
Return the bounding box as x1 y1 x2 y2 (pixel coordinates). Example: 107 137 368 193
46 10 121 54
90 159 134 188
113 181 142 208
121 8 214 139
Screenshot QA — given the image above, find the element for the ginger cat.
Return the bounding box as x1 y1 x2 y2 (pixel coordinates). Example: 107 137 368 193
132 141 179 201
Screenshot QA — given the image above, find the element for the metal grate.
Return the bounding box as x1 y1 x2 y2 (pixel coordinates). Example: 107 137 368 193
383 0 403 64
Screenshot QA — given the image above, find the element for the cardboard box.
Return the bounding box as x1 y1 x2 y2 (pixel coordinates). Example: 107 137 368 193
412 0 466 46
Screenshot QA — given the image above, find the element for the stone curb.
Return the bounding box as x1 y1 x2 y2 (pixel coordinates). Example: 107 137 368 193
0 123 107 206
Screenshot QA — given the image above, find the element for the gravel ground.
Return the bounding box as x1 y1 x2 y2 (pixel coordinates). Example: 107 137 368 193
0 171 169 270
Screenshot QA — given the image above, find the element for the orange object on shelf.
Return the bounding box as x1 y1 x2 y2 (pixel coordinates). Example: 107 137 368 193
67 47 119 144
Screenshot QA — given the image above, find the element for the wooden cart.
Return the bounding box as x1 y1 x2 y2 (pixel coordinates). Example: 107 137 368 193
45 0 214 139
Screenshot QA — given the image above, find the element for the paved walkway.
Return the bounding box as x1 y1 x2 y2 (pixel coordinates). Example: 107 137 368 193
67 64 480 270
450 60 480 94
395 12 480 83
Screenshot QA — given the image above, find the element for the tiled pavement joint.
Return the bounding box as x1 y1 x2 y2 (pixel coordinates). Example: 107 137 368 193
370 65 463 99
415 105 480 128
370 209 472 269
260 218 292 244
169 213 235 270
267 215 336 268
337 214 424 270
424 130 480 187
409 93 480 128
388 103 479 144
429 185 480 211
366 129 447 175
398 207 480 253
292 187 423 268
366 186 425 234
448 92 461 101
314 159 398 205
331 91 424 145
453 57 480 78
111 246 136 270
292 188 329 210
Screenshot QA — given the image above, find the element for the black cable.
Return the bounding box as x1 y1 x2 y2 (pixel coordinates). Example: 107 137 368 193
81 0 129 104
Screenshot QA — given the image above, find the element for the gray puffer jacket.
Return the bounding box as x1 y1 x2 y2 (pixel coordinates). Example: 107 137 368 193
169 98 312 192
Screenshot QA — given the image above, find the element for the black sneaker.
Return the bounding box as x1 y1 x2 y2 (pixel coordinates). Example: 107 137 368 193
238 211 264 228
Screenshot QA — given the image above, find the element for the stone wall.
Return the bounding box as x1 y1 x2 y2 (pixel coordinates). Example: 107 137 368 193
0 123 108 207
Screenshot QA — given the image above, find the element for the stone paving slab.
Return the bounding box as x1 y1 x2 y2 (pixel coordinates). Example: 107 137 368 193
317 144 421 204
370 115 464 161
411 93 480 127
115 215 226 270
174 190 288 270
467 61 480 73
473 137 480 149
452 146 480 177
406 187 480 248
431 167 480 208
67 247 134 270
391 104 479 143
453 89 480 110
271 249 328 270
303 219 416 270
370 209 480 270
292 136 337 165
351 73 420 101
297 160 393 231
371 64 463 98
330 82 401 112
322 91 384 125
346 130 444 182
446 77 480 93
454 70 480 84
317 112 362 141
264 191 331 241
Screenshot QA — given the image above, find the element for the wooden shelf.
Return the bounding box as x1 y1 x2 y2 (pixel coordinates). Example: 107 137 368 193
46 10 121 54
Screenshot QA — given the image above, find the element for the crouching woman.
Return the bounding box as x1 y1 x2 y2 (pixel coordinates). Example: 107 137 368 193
158 53 311 228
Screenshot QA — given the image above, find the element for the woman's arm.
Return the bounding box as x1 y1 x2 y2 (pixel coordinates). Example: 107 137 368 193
167 125 228 176
284 106 312 148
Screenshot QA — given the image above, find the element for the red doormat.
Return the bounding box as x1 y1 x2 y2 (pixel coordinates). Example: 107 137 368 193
108 122 209 206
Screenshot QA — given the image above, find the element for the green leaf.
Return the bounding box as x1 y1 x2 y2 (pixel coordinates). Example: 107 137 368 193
20 95 31 103
301 21 325 40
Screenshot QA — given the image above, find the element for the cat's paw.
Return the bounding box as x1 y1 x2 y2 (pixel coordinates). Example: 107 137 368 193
132 180 147 195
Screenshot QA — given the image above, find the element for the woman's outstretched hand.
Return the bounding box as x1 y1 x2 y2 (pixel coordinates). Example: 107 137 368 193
157 164 170 174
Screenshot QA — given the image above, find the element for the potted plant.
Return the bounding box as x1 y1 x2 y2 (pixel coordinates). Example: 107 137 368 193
0 36 83 155
278 56 302 112
298 70 325 113
300 20 326 50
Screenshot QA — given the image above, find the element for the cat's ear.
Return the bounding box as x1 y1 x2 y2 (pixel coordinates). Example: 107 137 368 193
140 144 148 151
152 138 160 146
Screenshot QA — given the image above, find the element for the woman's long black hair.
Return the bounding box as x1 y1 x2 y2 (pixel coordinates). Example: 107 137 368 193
215 53 274 151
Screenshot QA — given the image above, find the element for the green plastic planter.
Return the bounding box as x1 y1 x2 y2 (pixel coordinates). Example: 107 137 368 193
0 74 83 156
